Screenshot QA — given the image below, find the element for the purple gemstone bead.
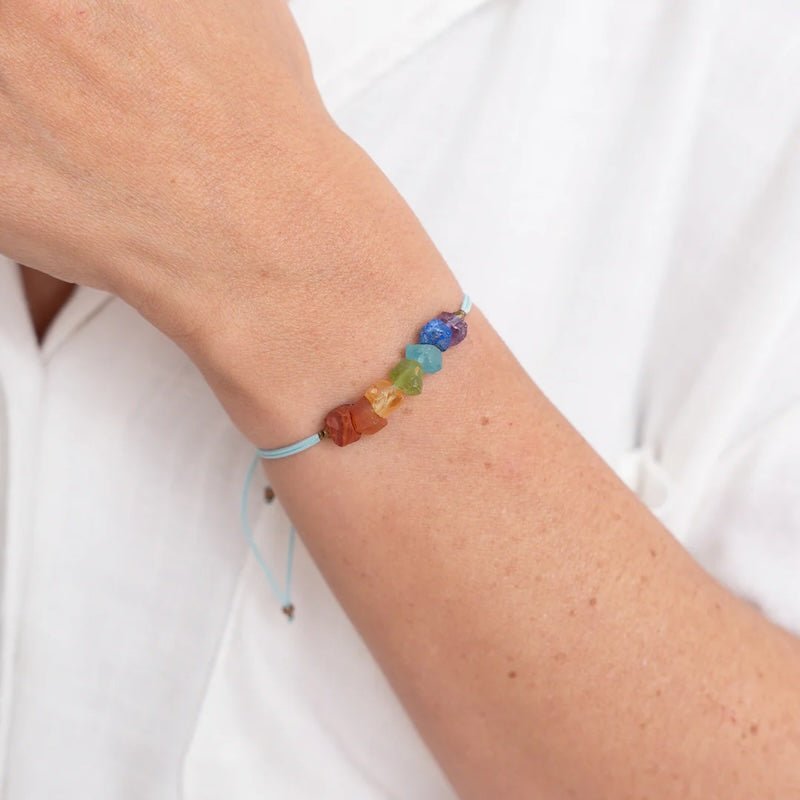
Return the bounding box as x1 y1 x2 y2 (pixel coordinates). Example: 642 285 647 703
437 311 468 346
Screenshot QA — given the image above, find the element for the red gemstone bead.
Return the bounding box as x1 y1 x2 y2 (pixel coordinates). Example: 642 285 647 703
349 396 388 435
323 404 361 447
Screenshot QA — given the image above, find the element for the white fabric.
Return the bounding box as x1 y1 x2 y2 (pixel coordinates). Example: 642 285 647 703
1 1 799 796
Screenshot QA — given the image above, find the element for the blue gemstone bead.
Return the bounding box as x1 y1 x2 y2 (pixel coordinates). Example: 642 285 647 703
406 343 442 373
419 318 453 351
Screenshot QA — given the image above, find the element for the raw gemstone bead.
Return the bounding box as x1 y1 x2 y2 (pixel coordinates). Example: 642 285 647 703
364 379 405 417
323 404 361 447
389 358 424 395
405 343 442 373
349 396 388 435
437 311 468 346
418 317 453 351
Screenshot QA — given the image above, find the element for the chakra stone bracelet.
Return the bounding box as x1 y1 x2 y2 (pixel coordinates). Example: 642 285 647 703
256 292 472 458
241 292 472 621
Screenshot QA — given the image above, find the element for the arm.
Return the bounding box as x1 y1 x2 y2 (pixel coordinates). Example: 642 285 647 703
2 4 798 797
195 132 800 800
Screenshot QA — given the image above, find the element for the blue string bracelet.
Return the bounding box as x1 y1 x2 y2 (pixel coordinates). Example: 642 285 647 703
240 292 473 621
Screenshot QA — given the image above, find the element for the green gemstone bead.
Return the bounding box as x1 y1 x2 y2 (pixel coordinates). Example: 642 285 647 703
389 358 423 395
405 343 442 374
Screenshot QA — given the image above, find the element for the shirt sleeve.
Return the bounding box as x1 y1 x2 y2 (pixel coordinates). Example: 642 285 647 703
677 303 800 637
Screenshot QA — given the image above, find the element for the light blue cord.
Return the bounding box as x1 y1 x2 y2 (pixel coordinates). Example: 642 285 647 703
241 292 472 621
257 431 324 459
240 453 298 620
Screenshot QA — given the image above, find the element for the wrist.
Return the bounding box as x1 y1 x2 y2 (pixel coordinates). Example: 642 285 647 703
193 263 464 448
181 141 464 445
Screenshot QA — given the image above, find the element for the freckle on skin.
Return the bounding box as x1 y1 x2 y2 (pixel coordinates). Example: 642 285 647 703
568 608 575 617
480 415 490 425
649 548 657 558
589 597 597 607
508 670 517 679
484 461 493 470
750 723 759 735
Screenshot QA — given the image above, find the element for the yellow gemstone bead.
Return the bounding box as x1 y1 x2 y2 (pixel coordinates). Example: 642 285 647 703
364 379 404 418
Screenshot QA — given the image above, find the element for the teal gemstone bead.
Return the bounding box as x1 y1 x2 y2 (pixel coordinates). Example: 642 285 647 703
389 358 424 395
405 343 442 374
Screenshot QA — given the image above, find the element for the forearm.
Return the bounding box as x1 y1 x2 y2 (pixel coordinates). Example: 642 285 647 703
190 132 800 799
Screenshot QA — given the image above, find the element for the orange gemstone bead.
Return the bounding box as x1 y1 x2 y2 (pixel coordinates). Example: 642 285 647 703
323 404 361 447
364 379 404 418
349 396 388 435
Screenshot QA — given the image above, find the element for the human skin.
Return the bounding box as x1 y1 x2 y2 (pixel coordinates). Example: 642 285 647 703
2 3 800 798
18 265 75 340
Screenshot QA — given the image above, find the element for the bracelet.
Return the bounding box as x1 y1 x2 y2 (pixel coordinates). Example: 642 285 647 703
240 292 473 621
258 292 472 457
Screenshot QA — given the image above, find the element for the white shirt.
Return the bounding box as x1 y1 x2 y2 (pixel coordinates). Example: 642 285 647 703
1 1 799 796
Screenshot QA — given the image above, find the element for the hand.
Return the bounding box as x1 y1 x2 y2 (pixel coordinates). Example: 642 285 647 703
0 0 341 338
0 0 463 446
